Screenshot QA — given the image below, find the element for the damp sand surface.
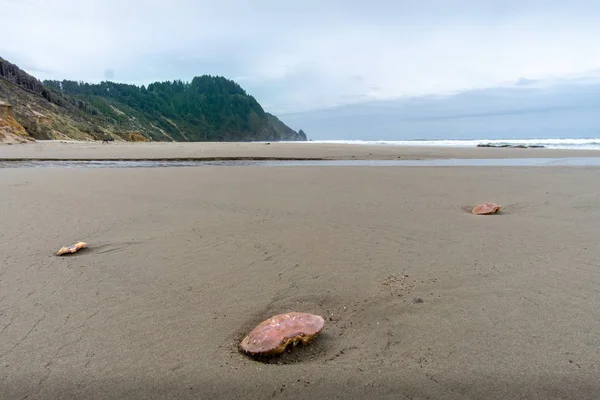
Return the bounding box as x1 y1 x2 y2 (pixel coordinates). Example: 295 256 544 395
2 139 600 161
1 148 599 399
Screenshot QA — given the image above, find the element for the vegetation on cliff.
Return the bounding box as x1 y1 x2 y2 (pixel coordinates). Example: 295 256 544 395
43 78 306 141
0 56 306 142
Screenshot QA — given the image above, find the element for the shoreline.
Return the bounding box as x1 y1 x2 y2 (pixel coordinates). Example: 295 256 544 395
3 157 600 168
1 140 600 161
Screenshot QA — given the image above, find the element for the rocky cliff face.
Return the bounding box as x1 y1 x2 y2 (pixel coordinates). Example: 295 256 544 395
266 113 307 141
0 57 306 143
0 101 33 143
0 57 147 142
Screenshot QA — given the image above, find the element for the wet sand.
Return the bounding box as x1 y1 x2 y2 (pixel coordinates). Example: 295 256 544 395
1 145 600 399
2 140 600 160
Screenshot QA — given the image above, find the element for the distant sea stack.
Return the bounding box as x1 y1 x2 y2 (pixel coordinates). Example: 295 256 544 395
265 113 307 141
0 56 305 143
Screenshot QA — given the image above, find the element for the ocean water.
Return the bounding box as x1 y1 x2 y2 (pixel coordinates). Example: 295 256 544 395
289 138 600 150
2 158 600 168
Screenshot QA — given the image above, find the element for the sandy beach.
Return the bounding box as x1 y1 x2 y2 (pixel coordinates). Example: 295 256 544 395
1 143 599 399
2 140 600 160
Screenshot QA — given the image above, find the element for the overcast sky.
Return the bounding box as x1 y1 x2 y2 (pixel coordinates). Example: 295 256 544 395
281 74 600 139
3 0 600 119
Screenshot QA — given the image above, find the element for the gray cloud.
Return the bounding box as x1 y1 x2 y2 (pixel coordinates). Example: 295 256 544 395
2 0 600 114
280 76 600 140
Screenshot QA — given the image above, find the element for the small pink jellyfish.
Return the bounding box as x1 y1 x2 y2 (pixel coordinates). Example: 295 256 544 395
240 312 325 356
56 241 88 256
472 203 502 215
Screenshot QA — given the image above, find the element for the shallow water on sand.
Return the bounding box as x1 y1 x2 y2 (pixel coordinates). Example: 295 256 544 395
1 157 600 168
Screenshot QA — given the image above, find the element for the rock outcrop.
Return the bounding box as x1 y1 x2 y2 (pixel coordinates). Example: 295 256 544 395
477 143 545 148
0 101 33 143
265 113 307 141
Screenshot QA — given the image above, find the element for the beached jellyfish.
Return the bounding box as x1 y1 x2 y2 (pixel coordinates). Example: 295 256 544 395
240 312 325 356
56 241 88 256
472 203 502 215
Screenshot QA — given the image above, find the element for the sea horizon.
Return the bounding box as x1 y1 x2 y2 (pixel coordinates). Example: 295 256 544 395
281 137 600 150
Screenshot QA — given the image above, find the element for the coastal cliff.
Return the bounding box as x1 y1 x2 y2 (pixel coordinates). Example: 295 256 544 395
0 101 33 143
0 57 306 143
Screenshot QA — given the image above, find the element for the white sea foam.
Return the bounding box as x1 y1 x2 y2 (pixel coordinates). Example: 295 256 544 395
285 138 600 150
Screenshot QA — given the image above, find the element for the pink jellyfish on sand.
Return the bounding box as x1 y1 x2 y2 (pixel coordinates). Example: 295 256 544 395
240 312 325 356
472 202 502 215
56 241 88 256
